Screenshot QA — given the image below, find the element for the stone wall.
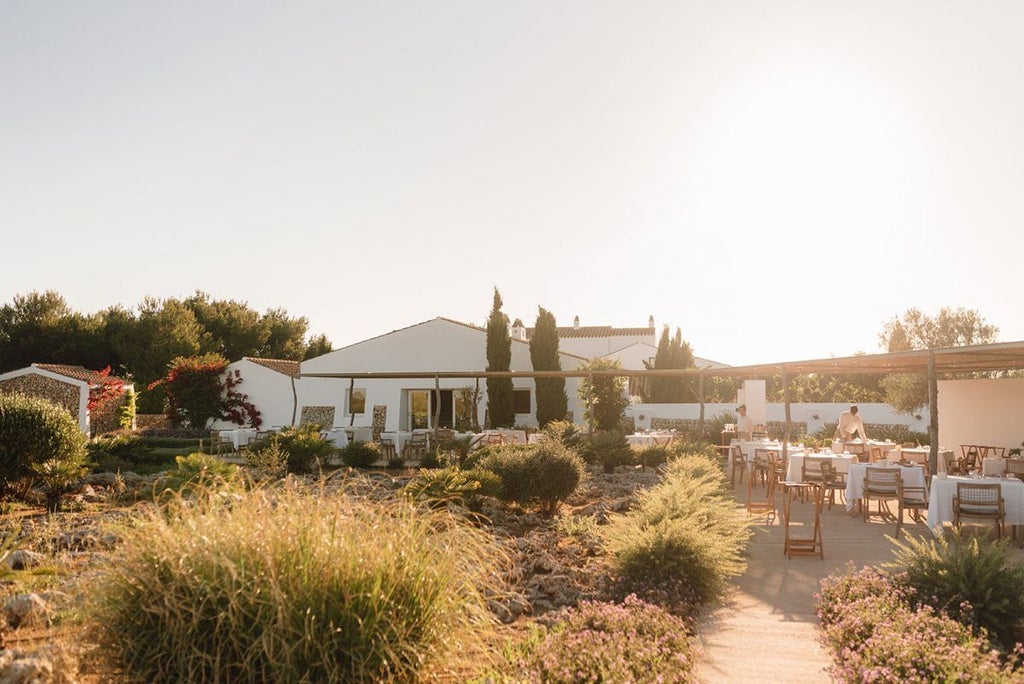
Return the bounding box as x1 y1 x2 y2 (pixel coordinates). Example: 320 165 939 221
300 406 336 427
0 374 81 421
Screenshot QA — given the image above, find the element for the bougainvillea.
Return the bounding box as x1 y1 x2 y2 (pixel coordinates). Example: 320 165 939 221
87 366 125 413
148 354 261 429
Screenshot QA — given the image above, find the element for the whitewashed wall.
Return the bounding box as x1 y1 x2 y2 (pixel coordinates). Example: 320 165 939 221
210 359 296 430
937 377 1024 453
629 401 928 435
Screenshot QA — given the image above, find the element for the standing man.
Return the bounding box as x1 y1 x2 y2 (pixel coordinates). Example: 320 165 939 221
836 405 868 441
736 404 754 441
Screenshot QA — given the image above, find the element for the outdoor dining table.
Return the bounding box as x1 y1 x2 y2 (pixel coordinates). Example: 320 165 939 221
218 428 259 450
626 432 674 448
845 463 927 512
926 475 1024 535
323 428 349 447
786 452 855 483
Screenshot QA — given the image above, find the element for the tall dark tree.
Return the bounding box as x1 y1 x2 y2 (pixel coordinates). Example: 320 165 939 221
645 327 697 402
184 291 269 361
529 307 567 427
485 288 514 428
304 334 333 360
261 308 311 360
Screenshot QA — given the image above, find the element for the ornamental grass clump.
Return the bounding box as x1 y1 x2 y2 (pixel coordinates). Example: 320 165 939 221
884 532 1024 651
817 567 1020 683
602 453 751 604
513 596 694 683
88 483 508 683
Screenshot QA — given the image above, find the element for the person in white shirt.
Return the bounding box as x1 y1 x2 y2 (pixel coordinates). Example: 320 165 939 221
736 404 754 441
836 405 867 441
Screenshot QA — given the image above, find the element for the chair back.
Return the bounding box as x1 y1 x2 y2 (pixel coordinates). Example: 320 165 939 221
955 482 1002 514
864 467 900 494
802 457 825 482
1005 458 1024 481
409 432 428 447
485 432 506 445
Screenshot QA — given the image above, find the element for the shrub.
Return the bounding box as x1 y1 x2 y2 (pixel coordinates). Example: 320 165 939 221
817 567 1018 683
0 393 88 498
667 438 716 461
540 419 584 451
637 444 670 470
602 454 751 604
513 596 694 683
243 442 288 480
418 445 446 469
582 430 633 473
476 442 585 517
339 441 379 469
33 457 88 513
88 485 507 683
253 426 335 473
404 466 502 510
157 453 241 498
139 426 212 439
884 532 1024 650
89 432 145 456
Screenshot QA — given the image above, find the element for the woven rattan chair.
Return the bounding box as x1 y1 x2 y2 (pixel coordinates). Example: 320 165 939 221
403 431 429 461
1004 458 1024 482
819 461 846 510
752 448 777 488
862 467 900 522
953 482 1005 539
730 445 747 485
895 476 929 538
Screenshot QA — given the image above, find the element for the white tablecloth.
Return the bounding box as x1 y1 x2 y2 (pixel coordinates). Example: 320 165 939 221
323 428 349 447
627 433 675 448
927 475 1024 534
730 440 788 464
786 453 855 483
219 428 259 449
845 463 927 511
381 430 432 455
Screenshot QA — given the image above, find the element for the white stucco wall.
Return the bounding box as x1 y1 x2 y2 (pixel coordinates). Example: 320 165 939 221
630 401 928 436
937 377 1024 453
300 318 586 430
210 359 296 430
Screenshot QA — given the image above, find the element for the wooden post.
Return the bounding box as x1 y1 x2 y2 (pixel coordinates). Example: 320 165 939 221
782 371 791 460
928 352 939 476
348 378 356 427
433 375 442 432
698 372 706 440
587 372 594 436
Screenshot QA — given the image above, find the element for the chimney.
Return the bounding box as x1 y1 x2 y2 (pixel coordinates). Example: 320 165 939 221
573 315 580 329
648 315 654 329
509 318 527 341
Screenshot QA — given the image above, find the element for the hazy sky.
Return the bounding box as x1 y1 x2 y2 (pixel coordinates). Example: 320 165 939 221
3 1 1022 366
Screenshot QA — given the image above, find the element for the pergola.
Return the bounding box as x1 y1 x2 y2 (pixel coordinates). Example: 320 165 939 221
301 340 1024 470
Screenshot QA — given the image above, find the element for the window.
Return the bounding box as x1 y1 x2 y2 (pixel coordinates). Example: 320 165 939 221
347 388 366 415
513 389 531 414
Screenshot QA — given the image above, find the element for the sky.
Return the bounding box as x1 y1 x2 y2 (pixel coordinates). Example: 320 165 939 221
3 1 1023 367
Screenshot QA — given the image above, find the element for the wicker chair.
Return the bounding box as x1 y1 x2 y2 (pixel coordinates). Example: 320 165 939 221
862 467 900 522
819 461 846 510
1004 457 1024 482
378 435 398 463
752 449 776 488
953 482 1005 539
403 431 429 462
730 445 747 485
895 476 929 538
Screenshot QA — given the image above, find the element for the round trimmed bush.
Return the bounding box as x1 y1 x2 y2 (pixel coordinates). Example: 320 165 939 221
0 393 87 497
339 440 379 468
252 426 335 473
475 442 585 516
89 487 507 682
583 430 633 473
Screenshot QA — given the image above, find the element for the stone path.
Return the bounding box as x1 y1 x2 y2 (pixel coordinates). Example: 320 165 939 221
693 481 907 683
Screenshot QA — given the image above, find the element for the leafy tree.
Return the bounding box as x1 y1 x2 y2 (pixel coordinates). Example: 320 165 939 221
878 307 999 413
149 353 261 429
485 288 514 428
261 308 311 360
529 307 567 427
304 334 333 360
185 291 269 361
578 358 629 431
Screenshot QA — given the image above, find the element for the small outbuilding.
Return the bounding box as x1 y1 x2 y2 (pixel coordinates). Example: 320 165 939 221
0 363 133 435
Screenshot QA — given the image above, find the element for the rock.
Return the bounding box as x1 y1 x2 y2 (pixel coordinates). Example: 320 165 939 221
0 552 44 572
3 594 48 629
84 472 119 487
0 654 54 683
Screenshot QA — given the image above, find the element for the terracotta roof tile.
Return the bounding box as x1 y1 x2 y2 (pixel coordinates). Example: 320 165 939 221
245 358 300 377
524 326 655 339
32 363 125 385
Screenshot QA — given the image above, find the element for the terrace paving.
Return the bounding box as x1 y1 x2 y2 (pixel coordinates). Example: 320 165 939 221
694 477 914 683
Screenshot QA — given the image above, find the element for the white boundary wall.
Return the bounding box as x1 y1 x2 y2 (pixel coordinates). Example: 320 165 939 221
629 402 928 435
937 377 1024 453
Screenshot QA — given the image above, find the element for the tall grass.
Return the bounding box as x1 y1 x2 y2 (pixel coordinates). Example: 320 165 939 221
88 482 509 682
602 453 751 604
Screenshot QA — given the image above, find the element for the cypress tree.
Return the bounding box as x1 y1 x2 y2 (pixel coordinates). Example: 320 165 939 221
669 328 697 402
648 327 672 403
529 307 567 427
485 288 515 428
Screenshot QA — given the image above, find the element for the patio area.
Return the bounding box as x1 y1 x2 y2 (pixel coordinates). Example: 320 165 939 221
694 472 1023 683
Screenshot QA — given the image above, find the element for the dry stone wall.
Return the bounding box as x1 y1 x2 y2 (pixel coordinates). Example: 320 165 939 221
0 375 81 420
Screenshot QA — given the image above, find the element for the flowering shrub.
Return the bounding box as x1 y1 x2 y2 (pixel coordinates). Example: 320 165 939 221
885 532 1024 650
817 567 1022 683
514 596 694 683
148 354 260 429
